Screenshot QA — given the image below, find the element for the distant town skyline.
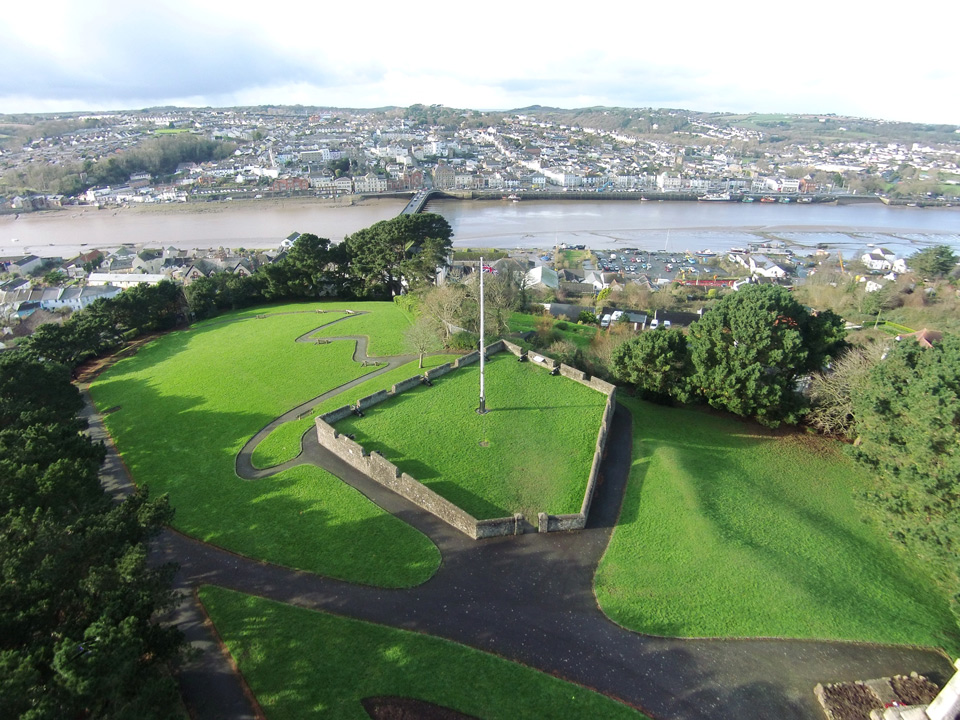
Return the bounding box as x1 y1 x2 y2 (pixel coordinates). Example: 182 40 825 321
2 0 958 125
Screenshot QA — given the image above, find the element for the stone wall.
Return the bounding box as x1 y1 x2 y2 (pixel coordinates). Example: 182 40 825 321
455 351 479 368
392 375 423 394
321 405 355 423
476 514 526 539
580 389 616 519
538 512 586 533
357 389 390 410
559 364 587 382
424 363 454 381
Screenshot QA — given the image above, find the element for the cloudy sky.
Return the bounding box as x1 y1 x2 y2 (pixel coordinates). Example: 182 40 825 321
2 0 958 124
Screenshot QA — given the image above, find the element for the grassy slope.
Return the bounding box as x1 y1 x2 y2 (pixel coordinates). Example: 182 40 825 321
199 586 647 720
251 354 459 469
334 353 607 520
594 397 959 651
508 311 599 349
90 302 440 586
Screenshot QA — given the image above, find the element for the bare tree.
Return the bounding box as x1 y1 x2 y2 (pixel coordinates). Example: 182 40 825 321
419 284 466 341
404 314 441 369
807 342 888 437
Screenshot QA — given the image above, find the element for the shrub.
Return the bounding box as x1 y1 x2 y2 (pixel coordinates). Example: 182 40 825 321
447 330 479 351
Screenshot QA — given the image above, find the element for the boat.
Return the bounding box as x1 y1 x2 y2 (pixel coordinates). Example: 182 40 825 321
729 247 747 254
698 192 731 202
741 196 755 203
797 197 813 203
695 249 717 257
779 197 791 204
760 196 776 203
507 194 520 202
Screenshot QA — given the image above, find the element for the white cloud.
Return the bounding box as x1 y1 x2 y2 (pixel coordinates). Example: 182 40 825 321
1 0 958 123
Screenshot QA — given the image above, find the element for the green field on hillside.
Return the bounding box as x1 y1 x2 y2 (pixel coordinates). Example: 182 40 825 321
90 302 440 586
595 397 959 652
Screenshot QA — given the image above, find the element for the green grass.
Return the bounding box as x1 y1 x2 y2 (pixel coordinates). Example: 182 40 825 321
199 586 647 719
334 354 607 520
557 249 594 267
90 302 440 586
508 312 598 350
595 397 960 652
251 354 459 469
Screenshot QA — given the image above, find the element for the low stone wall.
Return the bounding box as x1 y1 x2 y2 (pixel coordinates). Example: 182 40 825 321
357 389 390 410
392 375 423 394
321 405 355 423
559 364 587 382
538 512 586 533
424 363 454 381
585 376 616 394
580 389 616 519
476 514 525 539
455 351 479 368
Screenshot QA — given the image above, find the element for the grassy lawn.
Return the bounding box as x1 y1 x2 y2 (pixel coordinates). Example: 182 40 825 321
334 353 607 520
251 354 459 469
557 249 594 267
508 311 598 350
595 396 960 652
90 302 440 586
199 586 647 719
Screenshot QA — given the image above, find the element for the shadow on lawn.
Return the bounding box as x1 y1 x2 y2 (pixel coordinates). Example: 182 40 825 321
628 399 956 643
90 376 440 586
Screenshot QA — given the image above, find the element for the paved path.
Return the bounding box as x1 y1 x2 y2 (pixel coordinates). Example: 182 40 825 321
82 322 956 720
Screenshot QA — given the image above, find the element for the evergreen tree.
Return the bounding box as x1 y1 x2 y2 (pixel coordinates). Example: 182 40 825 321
688 284 845 426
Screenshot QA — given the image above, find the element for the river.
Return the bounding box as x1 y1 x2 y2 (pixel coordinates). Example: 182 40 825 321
2 196 958 260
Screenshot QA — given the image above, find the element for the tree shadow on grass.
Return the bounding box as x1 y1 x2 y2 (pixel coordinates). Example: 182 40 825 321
425 481 510 521
89 376 440 587
621 398 957 645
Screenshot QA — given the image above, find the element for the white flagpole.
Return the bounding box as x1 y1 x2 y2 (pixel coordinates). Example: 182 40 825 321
478 257 487 414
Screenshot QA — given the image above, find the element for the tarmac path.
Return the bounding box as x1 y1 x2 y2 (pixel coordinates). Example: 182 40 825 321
80 319 956 720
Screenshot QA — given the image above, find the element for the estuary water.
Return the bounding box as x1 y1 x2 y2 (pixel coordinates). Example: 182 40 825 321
2 196 958 260
430 198 960 259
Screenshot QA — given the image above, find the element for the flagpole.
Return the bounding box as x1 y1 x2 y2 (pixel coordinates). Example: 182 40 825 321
478 256 487 414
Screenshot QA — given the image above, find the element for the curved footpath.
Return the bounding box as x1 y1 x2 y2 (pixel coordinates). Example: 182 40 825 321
82 349 954 720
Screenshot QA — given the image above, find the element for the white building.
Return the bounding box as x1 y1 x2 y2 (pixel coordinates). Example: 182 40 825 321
524 265 559 290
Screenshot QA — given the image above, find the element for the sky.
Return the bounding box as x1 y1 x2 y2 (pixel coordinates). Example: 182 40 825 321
2 0 958 125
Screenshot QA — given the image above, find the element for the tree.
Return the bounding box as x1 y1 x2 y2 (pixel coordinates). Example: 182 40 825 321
345 214 453 297
687 284 846 426
404 315 441 369
909 245 957 279
806 343 886 437
43 269 67 285
0 353 186 718
612 328 692 404
851 334 960 609
419 284 467 341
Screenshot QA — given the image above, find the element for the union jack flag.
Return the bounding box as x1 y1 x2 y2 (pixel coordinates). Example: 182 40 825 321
482 265 498 274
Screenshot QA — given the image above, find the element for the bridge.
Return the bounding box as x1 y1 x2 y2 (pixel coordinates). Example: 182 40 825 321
399 189 440 215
